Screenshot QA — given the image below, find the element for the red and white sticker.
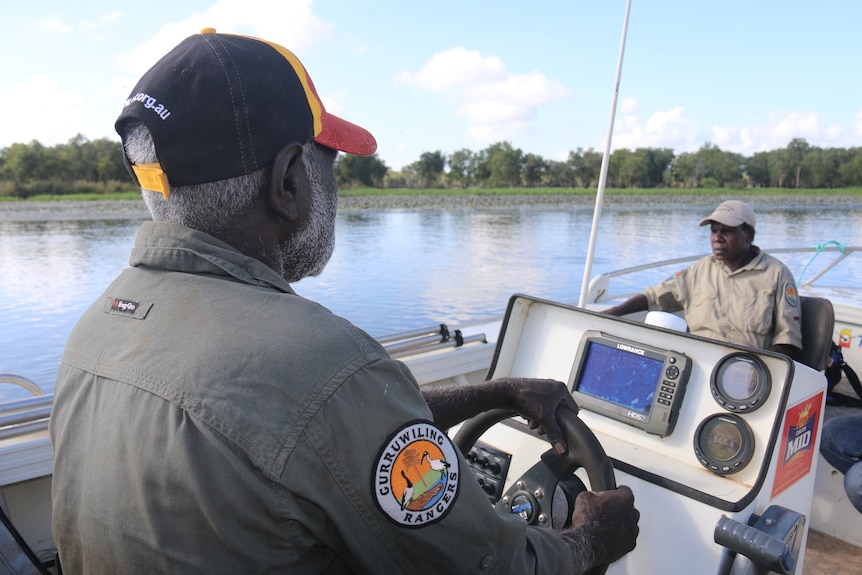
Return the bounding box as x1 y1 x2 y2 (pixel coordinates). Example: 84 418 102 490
772 391 823 498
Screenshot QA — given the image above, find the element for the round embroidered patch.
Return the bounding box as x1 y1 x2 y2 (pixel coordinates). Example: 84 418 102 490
784 282 799 307
372 420 461 528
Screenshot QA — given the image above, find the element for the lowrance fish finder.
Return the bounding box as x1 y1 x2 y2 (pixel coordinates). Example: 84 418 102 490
568 330 691 437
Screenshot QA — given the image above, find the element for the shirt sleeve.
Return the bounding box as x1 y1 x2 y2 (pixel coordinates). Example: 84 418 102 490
288 357 576 575
643 268 692 313
769 263 803 349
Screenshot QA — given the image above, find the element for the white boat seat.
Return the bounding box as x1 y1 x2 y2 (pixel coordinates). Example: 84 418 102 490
797 296 835 372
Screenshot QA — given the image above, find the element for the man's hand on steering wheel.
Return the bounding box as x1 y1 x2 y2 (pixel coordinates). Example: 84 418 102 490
493 377 580 455
563 486 640 573
422 377 578 454
452 394 640 575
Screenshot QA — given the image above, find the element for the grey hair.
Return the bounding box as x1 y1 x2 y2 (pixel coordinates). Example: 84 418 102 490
121 123 267 234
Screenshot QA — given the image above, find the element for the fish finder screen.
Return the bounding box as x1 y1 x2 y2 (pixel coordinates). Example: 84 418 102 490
576 340 665 415
569 331 690 436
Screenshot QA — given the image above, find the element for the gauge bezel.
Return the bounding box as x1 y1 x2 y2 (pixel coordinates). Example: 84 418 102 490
693 413 755 475
710 352 771 413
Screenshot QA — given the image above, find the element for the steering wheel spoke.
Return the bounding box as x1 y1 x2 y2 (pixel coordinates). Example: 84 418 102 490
495 451 590 529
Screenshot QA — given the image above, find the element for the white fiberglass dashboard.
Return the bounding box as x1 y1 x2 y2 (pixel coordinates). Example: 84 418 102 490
466 294 827 575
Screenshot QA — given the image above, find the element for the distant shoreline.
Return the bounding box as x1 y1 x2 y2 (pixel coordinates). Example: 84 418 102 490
1 193 861 222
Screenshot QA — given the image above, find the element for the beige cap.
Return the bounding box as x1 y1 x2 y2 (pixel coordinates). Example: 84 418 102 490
699 200 756 229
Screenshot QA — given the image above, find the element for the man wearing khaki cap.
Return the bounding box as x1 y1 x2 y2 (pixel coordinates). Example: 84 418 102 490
605 200 802 359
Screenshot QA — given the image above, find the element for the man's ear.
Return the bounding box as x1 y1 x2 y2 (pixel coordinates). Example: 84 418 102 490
267 143 305 222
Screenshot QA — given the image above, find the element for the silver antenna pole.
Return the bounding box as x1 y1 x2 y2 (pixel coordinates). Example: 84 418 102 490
578 0 632 308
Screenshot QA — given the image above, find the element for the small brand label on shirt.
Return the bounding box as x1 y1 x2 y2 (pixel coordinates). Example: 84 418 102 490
103 296 153 320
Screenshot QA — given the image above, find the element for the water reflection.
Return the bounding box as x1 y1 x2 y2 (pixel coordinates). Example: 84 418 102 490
2 202 862 401
0 219 144 399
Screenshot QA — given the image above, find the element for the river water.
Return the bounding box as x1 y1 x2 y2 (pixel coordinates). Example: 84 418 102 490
2 196 861 401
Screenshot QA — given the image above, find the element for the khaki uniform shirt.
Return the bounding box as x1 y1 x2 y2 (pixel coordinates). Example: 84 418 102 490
643 246 802 350
50 221 573 575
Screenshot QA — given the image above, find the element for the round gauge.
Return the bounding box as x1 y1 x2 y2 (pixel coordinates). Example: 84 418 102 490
693 414 755 475
710 353 771 412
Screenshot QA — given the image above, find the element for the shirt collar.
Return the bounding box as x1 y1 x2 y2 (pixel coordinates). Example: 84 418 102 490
129 221 296 294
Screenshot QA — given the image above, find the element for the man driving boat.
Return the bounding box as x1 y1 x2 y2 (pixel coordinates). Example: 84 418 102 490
604 200 802 360
48 29 639 574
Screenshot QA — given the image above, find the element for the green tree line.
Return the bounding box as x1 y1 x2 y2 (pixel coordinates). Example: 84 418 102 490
385 138 862 190
3 134 862 198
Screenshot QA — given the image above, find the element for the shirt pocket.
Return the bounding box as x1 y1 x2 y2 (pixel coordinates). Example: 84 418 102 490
740 289 774 337
686 284 719 332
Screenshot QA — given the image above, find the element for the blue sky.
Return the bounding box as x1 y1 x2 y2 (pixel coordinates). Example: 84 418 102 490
2 0 861 170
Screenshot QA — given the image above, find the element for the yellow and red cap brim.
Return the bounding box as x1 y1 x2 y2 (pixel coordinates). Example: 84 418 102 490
263 37 377 156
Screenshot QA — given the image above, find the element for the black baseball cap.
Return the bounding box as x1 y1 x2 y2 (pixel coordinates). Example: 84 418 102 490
116 28 377 199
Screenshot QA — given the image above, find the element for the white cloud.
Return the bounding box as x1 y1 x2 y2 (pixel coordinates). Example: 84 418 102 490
117 0 334 82
0 76 84 145
82 11 122 29
466 120 534 145
79 11 123 39
771 111 820 141
619 96 639 115
612 99 701 151
36 11 121 39
711 111 844 154
610 101 860 155
320 88 346 115
35 18 72 34
400 47 569 145
106 0 331 110
406 47 506 91
0 0 339 149
644 107 699 146
823 124 843 141
710 126 745 149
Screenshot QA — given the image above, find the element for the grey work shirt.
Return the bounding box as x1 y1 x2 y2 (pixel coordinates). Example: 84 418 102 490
643 246 802 350
50 221 574 574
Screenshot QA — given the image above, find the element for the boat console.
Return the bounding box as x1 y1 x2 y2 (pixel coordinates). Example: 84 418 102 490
0 293 841 573
460 294 828 574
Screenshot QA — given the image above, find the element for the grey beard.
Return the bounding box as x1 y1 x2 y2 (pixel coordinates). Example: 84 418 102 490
271 151 337 283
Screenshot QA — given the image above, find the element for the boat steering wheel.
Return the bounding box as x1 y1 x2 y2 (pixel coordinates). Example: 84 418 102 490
453 407 616 575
